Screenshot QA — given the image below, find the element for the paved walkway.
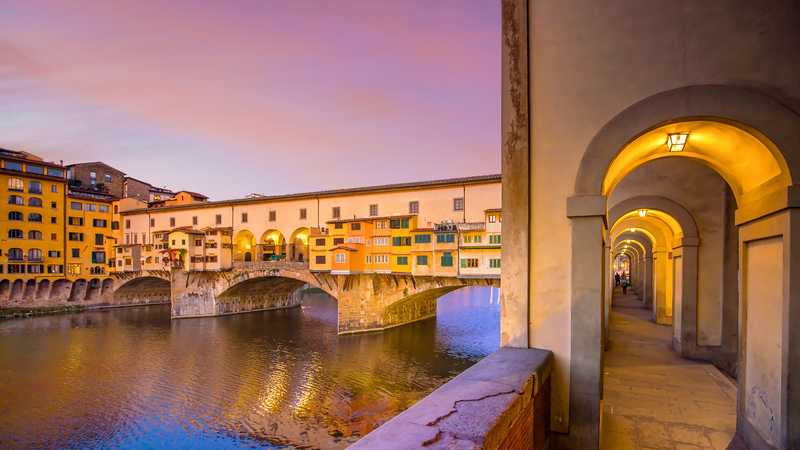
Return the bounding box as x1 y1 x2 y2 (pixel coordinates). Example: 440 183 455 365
600 289 738 450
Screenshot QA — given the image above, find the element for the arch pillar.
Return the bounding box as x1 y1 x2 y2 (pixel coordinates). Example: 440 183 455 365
566 194 606 448
671 237 701 359
652 248 671 324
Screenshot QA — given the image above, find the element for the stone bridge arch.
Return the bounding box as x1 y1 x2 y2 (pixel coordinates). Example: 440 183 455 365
110 270 171 306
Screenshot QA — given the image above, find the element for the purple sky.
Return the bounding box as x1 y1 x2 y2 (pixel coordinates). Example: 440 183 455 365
0 0 500 199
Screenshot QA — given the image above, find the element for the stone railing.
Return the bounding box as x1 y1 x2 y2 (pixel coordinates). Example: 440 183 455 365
232 260 309 271
348 347 552 450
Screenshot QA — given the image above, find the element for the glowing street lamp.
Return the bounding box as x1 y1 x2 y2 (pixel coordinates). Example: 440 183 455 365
667 132 689 152
638 209 648 217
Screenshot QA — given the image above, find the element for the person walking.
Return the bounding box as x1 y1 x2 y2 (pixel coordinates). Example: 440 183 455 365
621 277 628 295
614 272 621 286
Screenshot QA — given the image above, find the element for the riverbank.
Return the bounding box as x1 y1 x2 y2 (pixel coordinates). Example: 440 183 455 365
0 301 171 320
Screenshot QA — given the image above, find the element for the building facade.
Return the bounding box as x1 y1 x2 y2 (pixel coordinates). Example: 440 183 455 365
66 162 126 198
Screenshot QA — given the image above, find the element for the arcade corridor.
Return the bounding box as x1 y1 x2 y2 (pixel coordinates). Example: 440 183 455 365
600 288 738 449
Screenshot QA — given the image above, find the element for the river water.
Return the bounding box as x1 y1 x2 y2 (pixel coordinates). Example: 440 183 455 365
0 287 500 449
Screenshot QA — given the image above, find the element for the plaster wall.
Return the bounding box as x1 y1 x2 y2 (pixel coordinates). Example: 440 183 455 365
610 159 728 346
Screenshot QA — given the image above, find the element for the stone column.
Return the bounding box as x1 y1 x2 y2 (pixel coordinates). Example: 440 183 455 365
567 195 606 449
643 254 654 308
673 238 700 358
653 250 670 324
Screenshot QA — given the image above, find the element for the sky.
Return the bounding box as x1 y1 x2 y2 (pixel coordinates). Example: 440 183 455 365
0 0 500 200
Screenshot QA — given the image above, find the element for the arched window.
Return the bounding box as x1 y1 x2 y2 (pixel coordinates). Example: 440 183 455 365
8 211 22 221
8 229 23 239
8 195 23 205
28 249 42 261
28 197 43 207
7 177 23 191
8 248 23 261
27 230 43 240
28 213 43 222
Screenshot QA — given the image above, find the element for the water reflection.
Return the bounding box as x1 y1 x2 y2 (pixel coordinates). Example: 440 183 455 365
0 287 500 449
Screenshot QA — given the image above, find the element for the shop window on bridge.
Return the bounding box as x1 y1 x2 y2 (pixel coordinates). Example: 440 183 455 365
316 255 326 264
27 264 44 274
414 234 431 244
440 252 453 267
436 233 455 244
47 265 64 274
67 264 81 276
460 258 479 268
396 256 408 266
416 255 428 266
8 264 25 274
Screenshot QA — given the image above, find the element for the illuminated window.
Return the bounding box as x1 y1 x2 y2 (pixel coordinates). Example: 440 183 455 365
7 178 23 191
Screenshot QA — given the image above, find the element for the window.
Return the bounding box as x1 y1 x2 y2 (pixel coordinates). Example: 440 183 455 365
104 174 112 182
374 237 388 246
28 197 43 207
8 177 23 191
28 249 42 261
50 233 57 240
50 201 57 209
489 258 501 268
333 237 344 245
8 229 23 239
194 239 202 246
241 212 248 223
28 213 42 222
47 264 64 274
113 205 118 214
441 252 454 267
48 250 60 258
70 202 82 211
389 218 409 229
453 197 464 211
460 258 479 268
335 253 346 263
416 255 428 266
7 264 25 274
47 167 64 177
396 256 408 266
99 204 109 212
125 219 131 229
488 214 498 223
8 195 23 205
351 223 361 231
414 234 431 244
8 211 22 221
192 216 198 225
474 235 482 243
50 217 57 224
85 203 96 212
68 232 84 241
315 255 326 264
409 201 419 214
315 238 326 246
95 234 104 245
51 184 58 193
92 252 106 264
170 217 176 227
68 217 84 226
489 235 502 244
89 171 97 183
72 249 80 258
4 161 22 171
436 233 455 243
269 210 276 222
332 206 340 219
334 222 343 229
149 218 155 227
299 208 307 220
8 248 23 261
215 214 222 225
26 165 43 174
112 221 119 230
93 219 107 227
369 204 378 216
392 236 411 246
181 239 186 245
27 264 44 274
28 181 42 194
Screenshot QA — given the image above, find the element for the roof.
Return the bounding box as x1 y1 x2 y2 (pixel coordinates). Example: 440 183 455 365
485 208 502 213
121 173 501 215
176 190 208 199
331 245 359 252
0 148 63 168
65 161 126 175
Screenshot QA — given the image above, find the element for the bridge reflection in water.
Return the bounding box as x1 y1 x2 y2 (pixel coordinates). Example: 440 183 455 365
0 286 499 449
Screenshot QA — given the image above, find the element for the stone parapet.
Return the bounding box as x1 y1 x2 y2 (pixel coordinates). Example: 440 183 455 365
348 347 552 450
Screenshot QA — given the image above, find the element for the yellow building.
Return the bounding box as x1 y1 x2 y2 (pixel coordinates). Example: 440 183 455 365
65 190 116 280
388 215 415 274
456 209 501 278
309 228 332 271
1 150 67 282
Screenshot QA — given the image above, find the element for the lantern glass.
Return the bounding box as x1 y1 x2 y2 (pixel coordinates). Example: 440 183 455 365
667 132 689 152
638 209 647 217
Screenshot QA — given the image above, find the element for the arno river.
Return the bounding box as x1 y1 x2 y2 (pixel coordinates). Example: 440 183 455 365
0 287 500 449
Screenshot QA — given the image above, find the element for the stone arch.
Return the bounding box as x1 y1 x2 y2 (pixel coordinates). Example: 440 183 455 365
101 278 114 296
112 275 171 305
609 196 697 240
9 280 23 302
259 229 286 261
0 279 9 303
35 279 51 301
68 279 87 302
233 230 256 263
288 227 310 262
84 278 101 301
50 279 71 301
23 279 37 302
574 85 799 206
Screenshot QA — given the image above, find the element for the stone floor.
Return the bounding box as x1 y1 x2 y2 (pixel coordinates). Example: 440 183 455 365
600 288 738 450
